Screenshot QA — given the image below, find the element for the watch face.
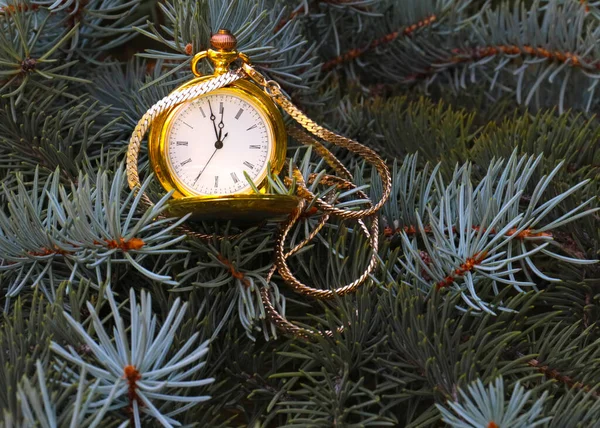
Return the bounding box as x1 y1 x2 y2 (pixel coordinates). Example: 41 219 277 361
165 89 274 196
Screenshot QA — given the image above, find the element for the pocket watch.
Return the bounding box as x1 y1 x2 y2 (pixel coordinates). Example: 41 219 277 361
147 29 298 222
126 29 392 338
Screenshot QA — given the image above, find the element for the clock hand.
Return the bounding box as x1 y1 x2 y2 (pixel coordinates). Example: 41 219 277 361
207 100 219 141
194 148 218 185
217 103 225 141
193 133 228 185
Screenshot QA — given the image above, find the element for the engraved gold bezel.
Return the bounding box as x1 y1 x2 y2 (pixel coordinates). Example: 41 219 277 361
148 77 287 199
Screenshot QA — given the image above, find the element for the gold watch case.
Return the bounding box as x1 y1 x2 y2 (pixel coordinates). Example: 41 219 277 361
148 78 287 199
146 28 300 222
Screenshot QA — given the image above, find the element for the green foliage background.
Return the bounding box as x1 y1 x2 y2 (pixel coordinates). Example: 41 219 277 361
0 0 599 426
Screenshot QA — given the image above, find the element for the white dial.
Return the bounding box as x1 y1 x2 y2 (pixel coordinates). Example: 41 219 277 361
166 90 273 196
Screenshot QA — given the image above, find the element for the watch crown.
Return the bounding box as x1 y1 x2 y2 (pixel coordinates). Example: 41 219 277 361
211 29 237 52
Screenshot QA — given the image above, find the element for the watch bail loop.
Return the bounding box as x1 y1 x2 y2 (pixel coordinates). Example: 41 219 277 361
191 29 249 77
190 51 208 77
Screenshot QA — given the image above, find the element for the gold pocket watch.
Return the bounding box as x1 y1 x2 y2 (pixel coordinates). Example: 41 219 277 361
126 28 392 338
147 29 299 222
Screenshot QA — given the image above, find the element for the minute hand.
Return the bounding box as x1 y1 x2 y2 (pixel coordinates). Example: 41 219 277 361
207 100 220 141
217 103 225 141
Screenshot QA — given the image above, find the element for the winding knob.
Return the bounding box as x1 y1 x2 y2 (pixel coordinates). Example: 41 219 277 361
210 29 237 52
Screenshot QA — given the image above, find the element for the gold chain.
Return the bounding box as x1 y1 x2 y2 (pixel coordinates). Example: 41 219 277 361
126 64 391 339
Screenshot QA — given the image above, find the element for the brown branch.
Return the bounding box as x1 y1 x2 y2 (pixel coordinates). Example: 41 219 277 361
321 14 437 72
0 3 40 15
404 43 600 83
27 237 146 257
64 0 88 28
103 237 145 251
581 0 590 13
384 224 553 289
217 254 251 288
436 251 488 289
274 7 305 33
552 230 588 261
454 45 591 67
384 224 552 240
522 353 600 397
29 246 72 257
124 365 142 425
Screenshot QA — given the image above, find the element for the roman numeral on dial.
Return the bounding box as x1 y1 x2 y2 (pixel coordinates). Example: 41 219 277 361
176 141 188 146
243 161 254 169
235 108 244 119
180 158 192 166
249 145 261 149
230 172 239 183
214 176 219 187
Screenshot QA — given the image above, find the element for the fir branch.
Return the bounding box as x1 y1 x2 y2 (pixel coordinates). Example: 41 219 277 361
0 4 86 103
581 0 591 13
51 286 214 427
89 59 179 137
521 322 600 398
273 3 305 33
0 166 188 302
14 361 110 427
376 153 598 313
57 0 146 53
380 283 548 410
321 14 437 72
345 96 600 186
435 251 489 290
520 352 600 398
546 387 600 427
276 364 396 426
216 253 252 288
174 230 285 341
271 290 393 424
0 282 101 420
383 224 554 241
328 96 477 171
0 92 120 180
391 0 600 113
436 377 551 428
402 41 600 91
312 0 472 85
137 0 319 91
274 0 378 33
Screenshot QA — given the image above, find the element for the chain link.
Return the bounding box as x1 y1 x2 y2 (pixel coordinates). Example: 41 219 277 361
126 64 392 339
